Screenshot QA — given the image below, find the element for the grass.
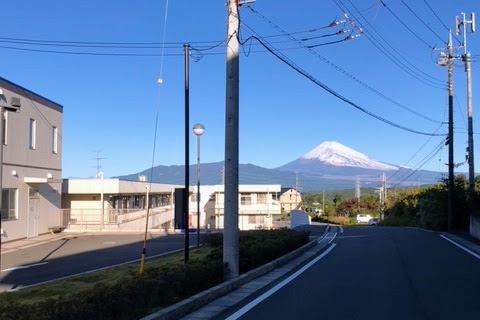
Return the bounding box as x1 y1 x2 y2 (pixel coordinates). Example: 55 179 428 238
0 247 212 305
0 230 309 320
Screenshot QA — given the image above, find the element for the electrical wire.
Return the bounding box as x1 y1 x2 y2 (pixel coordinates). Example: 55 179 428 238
340 0 445 86
241 30 444 136
398 0 446 45
390 139 446 188
387 123 444 182
245 5 444 124
380 0 435 50
422 0 462 45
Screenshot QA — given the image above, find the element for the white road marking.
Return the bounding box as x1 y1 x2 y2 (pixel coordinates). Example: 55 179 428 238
317 231 337 244
1 262 49 272
225 243 337 320
328 233 337 244
440 234 480 260
339 226 344 233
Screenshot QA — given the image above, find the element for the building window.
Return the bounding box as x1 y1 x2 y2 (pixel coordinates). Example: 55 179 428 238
240 193 251 205
257 193 266 204
1 189 17 220
248 215 256 224
52 126 58 154
29 118 36 149
2 111 7 145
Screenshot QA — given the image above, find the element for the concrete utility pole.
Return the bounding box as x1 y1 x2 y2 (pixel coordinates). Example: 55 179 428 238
184 43 190 263
437 30 459 231
456 12 476 223
447 31 455 232
295 172 299 209
224 0 240 279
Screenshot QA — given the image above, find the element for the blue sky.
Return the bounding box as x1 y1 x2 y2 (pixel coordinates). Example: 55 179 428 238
1 1 479 181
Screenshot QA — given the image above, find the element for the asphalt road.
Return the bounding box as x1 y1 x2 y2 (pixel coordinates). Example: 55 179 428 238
0 232 196 292
226 226 480 319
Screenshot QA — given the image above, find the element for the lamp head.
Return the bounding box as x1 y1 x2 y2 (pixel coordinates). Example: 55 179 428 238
193 123 205 136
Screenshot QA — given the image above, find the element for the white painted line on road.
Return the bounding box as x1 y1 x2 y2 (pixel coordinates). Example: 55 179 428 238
1 262 49 272
328 232 337 244
317 231 337 244
440 234 480 260
225 243 337 320
339 226 344 233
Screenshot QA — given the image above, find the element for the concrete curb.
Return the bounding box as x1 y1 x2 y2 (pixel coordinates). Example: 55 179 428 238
142 226 330 320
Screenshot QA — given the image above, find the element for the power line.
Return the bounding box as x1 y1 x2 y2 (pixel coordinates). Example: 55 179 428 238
241 30 444 136
398 0 446 45
339 0 445 87
422 0 462 45
390 139 446 188
246 5 444 124
388 124 444 182
380 0 435 50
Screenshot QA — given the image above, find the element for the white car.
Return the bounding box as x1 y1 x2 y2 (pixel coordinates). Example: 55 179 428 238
356 214 372 224
368 218 381 226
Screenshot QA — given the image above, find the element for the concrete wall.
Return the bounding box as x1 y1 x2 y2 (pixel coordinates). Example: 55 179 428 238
290 210 311 229
1 78 63 242
470 214 480 240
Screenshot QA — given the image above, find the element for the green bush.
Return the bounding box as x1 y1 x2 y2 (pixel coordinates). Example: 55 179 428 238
0 229 308 320
0 260 224 320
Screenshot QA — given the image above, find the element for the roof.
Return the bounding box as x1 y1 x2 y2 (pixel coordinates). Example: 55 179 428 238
0 77 63 112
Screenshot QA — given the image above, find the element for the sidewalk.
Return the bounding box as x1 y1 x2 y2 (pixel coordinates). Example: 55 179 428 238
1 232 70 254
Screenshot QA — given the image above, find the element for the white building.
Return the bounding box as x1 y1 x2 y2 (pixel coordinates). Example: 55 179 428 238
62 179 184 231
1 77 63 242
205 184 282 230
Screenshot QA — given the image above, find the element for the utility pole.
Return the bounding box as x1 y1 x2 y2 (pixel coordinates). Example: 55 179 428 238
295 172 299 210
322 188 325 214
456 12 476 222
93 150 105 177
383 172 387 201
224 0 240 279
184 43 190 263
447 31 455 232
355 177 360 213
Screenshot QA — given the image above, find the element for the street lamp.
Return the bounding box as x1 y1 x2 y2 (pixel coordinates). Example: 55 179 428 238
193 123 205 248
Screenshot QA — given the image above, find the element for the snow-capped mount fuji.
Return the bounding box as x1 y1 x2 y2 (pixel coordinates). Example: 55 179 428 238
276 141 399 175
302 141 398 171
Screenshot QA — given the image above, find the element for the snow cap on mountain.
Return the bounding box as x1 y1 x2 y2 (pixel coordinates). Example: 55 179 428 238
302 141 398 171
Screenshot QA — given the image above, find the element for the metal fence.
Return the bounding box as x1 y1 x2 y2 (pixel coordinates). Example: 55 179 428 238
61 206 174 231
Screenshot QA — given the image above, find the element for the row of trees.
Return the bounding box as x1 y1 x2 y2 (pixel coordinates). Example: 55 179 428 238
303 175 479 231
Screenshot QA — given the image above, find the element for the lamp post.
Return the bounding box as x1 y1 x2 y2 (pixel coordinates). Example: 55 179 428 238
193 123 205 248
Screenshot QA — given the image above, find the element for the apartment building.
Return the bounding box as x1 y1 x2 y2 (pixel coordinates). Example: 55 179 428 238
206 184 282 230
1 77 63 242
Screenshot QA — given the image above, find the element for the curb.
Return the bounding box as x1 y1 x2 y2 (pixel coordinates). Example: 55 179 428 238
141 226 330 320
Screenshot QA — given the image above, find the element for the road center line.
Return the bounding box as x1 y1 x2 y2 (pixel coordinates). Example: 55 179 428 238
1 262 49 272
440 234 480 260
225 243 337 320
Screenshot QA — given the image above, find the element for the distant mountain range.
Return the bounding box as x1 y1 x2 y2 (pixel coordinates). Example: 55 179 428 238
116 141 445 192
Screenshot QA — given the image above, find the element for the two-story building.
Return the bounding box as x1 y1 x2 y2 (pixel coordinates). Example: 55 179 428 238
205 184 282 230
1 77 63 242
279 187 302 214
